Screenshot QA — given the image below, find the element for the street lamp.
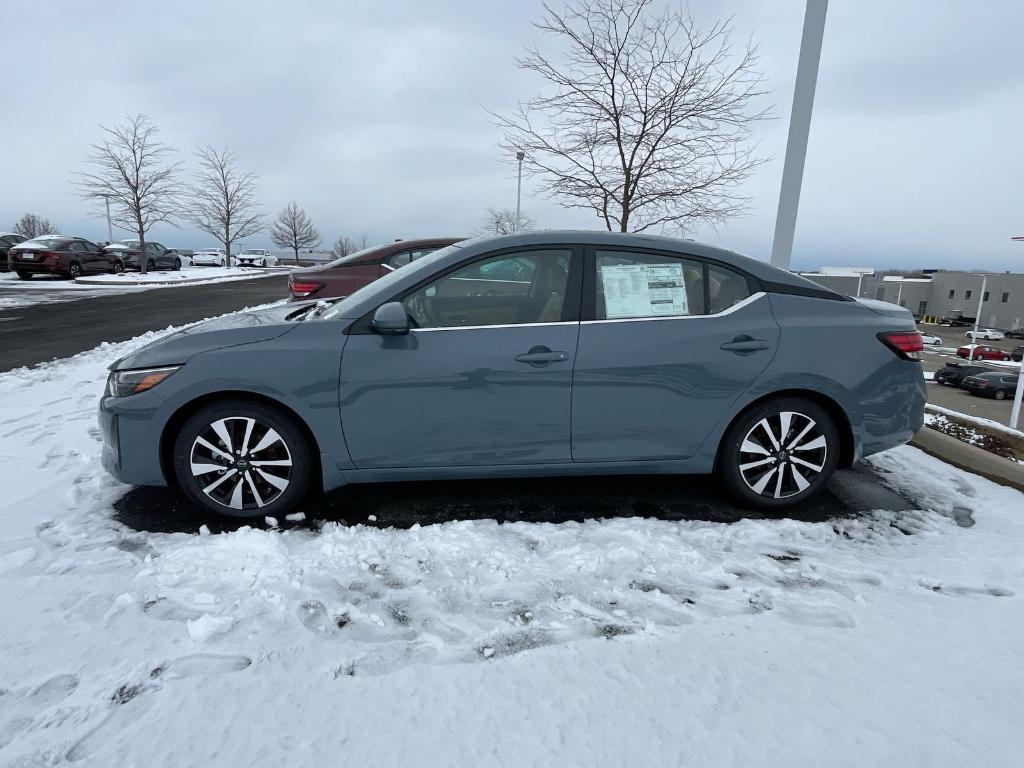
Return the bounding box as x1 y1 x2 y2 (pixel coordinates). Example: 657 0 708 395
967 273 988 362
1009 237 1024 429
515 150 525 232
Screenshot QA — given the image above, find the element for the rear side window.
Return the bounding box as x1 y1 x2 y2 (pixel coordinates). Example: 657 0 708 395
388 248 438 268
594 251 703 320
68 241 85 252
707 264 753 313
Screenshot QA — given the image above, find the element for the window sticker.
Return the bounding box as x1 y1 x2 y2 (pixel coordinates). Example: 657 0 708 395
599 263 688 318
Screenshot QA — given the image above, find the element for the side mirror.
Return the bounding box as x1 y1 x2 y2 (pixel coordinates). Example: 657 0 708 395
371 302 410 335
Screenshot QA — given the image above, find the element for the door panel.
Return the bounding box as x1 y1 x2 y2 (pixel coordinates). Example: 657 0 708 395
571 295 779 461
340 324 579 468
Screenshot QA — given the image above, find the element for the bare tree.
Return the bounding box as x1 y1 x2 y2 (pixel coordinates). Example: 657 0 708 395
77 114 182 274
492 0 768 234
332 235 361 258
189 145 266 262
478 207 535 236
270 202 321 264
12 213 58 239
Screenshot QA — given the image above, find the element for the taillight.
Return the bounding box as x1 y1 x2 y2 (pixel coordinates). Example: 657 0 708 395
878 331 923 361
289 280 324 298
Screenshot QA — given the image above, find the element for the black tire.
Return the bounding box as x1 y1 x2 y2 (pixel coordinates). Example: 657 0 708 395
173 399 313 519
68 262 82 279
112 260 124 274
717 397 840 510
173 258 182 271
994 389 1006 401
147 259 157 272
17 271 31 281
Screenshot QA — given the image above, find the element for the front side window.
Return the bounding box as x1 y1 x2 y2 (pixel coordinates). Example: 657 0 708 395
403 249 571 329
595 251 703 320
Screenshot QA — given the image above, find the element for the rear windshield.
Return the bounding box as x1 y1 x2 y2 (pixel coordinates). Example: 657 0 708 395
15 237 70 249
322 245 392 269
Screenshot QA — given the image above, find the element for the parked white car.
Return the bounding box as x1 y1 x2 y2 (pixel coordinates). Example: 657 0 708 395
965 328 1005 341
234 249 279 267
192 248 228 267
919 332 943 345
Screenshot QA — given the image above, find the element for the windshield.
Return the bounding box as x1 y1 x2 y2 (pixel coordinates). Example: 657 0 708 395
318 244 464 321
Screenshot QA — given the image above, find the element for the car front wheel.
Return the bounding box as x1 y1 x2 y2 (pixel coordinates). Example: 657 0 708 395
717 397 839 510
172 400 313 518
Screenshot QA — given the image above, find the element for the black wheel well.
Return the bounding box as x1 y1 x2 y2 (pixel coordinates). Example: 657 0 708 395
160 391 323 489
716 389 855 470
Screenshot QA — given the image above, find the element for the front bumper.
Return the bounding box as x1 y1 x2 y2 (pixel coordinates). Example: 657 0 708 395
98 389 170 487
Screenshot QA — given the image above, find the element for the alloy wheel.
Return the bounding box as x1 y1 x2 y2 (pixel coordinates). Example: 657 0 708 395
738 411 827 500
189 416 293 511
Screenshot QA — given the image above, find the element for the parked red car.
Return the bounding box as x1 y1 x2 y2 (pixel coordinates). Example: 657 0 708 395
956 344 1010 361
9 235 124 279
288 237 464 300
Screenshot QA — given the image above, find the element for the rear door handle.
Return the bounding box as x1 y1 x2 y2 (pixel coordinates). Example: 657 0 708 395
720 336 770 353
515 346 569 366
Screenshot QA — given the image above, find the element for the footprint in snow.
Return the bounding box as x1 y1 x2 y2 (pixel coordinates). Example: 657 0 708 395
154 654 252 680
0 673 79 752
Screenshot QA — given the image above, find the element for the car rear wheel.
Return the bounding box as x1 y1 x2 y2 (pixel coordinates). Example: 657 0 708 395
17 271 31 280
173 400 313 519
717 397 839 510
112 260 124 274
173 258 181 271
68 263 82 279
147 259 157 272
994 389 1007 400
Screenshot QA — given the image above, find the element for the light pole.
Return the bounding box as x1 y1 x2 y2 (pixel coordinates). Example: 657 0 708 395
515 150 525 232
968 273 987 362
1010 237 1024 429
101 194 113 243
770 0 829 270
895 280 904 307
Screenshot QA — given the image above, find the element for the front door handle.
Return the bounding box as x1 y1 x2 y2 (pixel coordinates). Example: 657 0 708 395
515 346 569 366
720 336 770 353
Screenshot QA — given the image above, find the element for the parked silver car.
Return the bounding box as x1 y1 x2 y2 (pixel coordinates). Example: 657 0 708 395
98 231 926 519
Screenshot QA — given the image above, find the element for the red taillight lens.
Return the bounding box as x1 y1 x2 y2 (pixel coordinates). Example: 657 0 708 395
289 280 324 298
878 331 923 361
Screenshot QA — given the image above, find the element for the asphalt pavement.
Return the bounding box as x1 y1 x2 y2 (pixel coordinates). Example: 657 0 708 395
0 275 288 371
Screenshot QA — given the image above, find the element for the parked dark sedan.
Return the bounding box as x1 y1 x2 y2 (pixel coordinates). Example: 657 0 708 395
9 235 123 279
288 237 464 300
961 372 1020 400
100 231 926 519
1 232 27 271
104 239 182 271
933 362 995 387
1004 329 1024 340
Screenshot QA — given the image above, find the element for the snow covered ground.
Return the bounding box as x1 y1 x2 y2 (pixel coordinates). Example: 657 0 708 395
0 323 1023 766
75 265 281 286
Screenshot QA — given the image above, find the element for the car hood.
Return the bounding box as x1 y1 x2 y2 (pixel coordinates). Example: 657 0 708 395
110 303 300 370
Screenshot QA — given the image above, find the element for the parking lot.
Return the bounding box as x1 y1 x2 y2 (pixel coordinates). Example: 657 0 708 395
918 325 1022 424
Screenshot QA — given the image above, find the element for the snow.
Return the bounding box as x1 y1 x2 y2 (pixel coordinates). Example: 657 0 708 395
76 265 281 285
926 403 1024 438
0 321 1023 765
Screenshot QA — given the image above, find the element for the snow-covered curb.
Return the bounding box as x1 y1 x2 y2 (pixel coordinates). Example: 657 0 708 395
0 321 1022 766
925 403 1024 438
75 267 280 286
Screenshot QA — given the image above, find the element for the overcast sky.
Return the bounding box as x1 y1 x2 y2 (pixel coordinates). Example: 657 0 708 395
4 0 1023 271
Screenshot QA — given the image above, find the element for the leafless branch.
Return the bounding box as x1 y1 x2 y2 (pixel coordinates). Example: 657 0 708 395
270 202 321 264
188 145 267 259
478 207 536 236
491 0 769 234
12 213 58 239
76 114 183 273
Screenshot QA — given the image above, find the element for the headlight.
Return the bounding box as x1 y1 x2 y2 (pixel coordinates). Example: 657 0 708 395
107 366 180 397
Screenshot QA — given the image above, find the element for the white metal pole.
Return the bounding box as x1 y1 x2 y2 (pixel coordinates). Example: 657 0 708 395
770 0 829 270
856 272 863 298
1010 364 1024 430
515 150 525 232
968 275 986 362
896 282 903 307
104 195 113 243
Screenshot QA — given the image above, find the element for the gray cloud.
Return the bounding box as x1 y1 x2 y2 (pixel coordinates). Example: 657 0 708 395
2 0 1022 271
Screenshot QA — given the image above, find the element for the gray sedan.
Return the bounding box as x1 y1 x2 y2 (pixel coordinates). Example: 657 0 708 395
98 231 926 518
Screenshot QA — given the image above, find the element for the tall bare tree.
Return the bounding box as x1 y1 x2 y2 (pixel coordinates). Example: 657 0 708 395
77 114 183 273
478 207 535 236
492 0 768 234
189 145 266 262
270 202 321 264
332 235 361 258
12 213 58 239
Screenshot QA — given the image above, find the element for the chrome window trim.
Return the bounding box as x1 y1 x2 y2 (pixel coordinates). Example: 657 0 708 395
403 293 765 332
582 291 765 325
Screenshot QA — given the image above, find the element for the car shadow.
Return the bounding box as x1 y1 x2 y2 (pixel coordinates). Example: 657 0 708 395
112 465 914 535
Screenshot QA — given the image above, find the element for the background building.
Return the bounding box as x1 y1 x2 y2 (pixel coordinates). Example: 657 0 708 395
799 268 1024 329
